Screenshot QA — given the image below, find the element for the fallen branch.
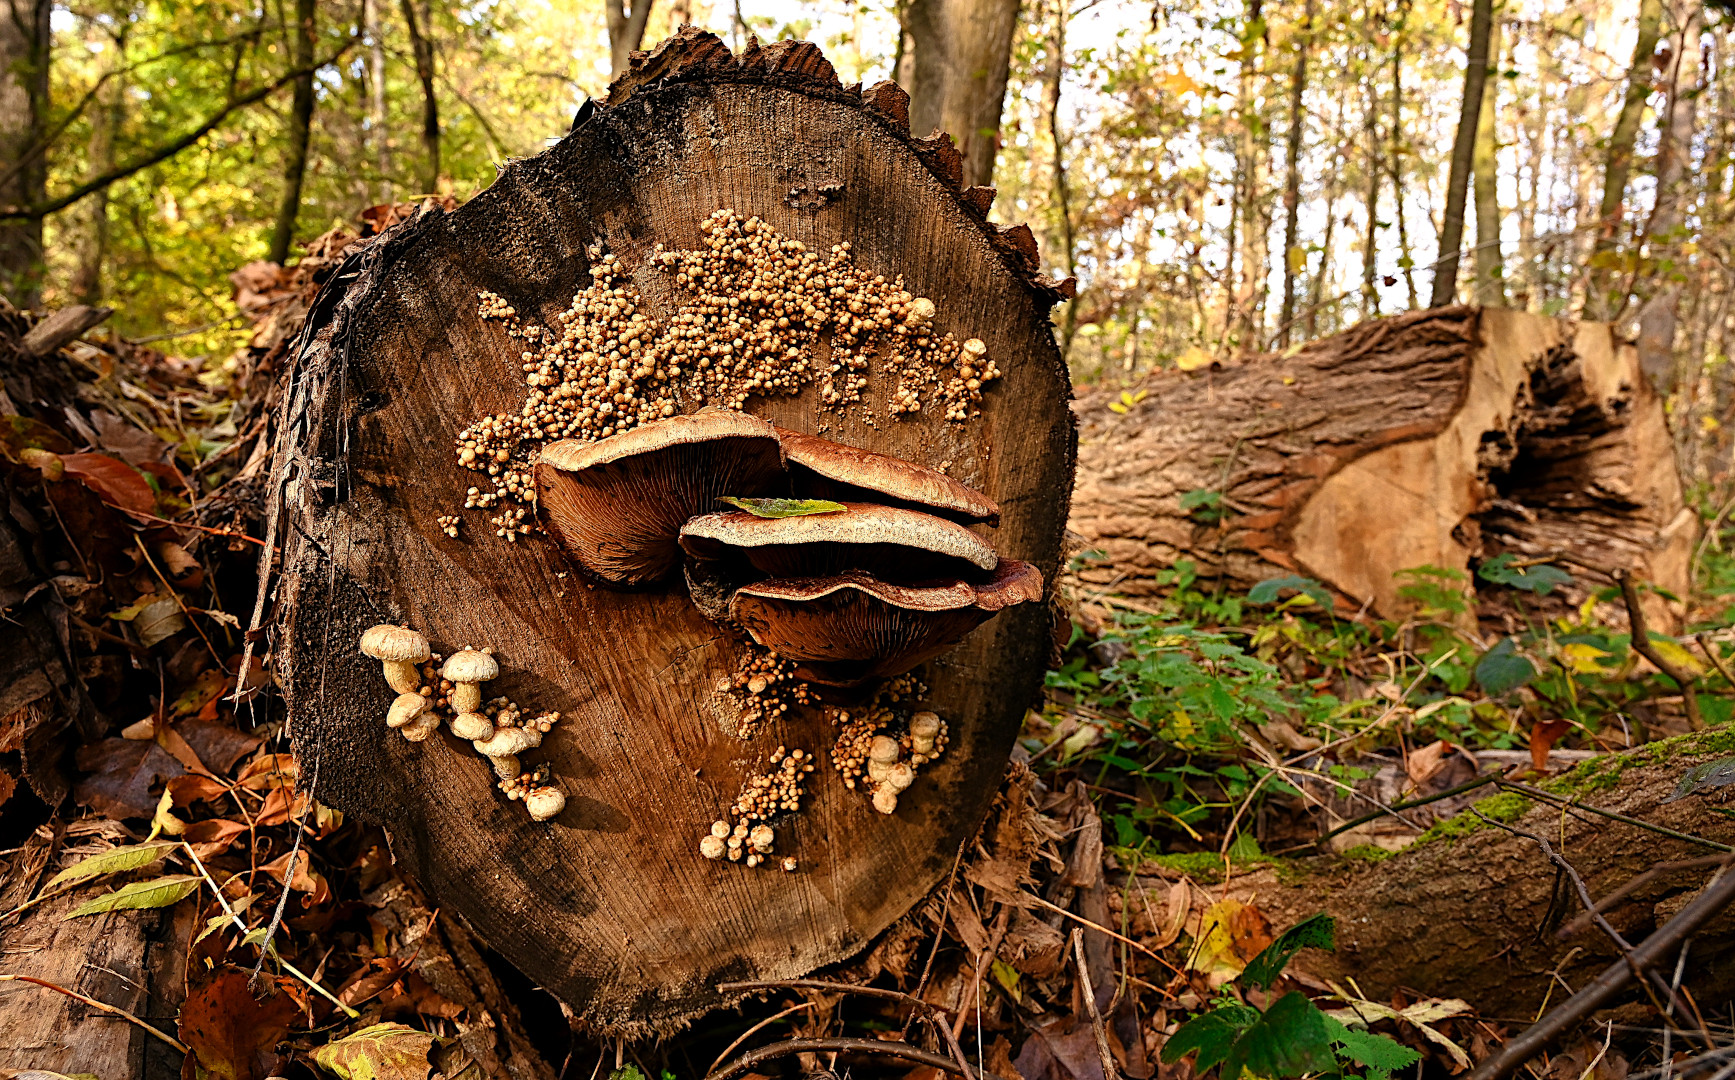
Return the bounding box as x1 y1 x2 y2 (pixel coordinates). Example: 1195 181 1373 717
1467 863 1735 1080
1619 571 1702 730
0 974 187 1053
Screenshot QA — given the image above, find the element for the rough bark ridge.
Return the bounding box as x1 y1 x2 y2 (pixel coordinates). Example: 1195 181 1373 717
1070 307 1693 629
265 28 1075 1036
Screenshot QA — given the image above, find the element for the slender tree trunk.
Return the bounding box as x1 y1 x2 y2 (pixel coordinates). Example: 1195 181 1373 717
1390 39 1418 308
898 0 1023 189
365 0 391 204
1634 3 1704 393
1472 19 1503 306
1044 0 1078 359
1586 0 1664 320
401 0 439 194
1430 0 1494 307
605 0 656 78
71 26 126 305
1234 0 1267 347
1308 184 1337 339
1276 0 1315 346
0 0 51 307
1361 50 1382 318
268 0 319 265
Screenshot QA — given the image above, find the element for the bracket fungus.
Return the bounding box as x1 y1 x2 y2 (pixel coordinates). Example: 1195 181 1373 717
680 502 998 583
726 559 1044 687
441 649 499 714
777 428 999 526
536 408 785 586
359 625 431 694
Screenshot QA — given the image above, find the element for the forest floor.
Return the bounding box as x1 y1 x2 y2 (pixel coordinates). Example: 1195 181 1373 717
1 210 1733 1080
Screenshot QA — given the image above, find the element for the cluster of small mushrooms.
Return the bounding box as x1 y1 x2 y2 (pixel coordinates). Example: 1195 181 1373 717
457 210 1001 541
529 406 1041 858
357 625 567 822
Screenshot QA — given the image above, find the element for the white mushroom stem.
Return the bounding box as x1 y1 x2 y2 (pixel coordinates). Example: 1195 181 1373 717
386 692 430 729
525 787 566 821
872 787 899 815
866 734 900 784
401 711 442 742
450 682 483 714
491 754 522 781
382 660 422 695
474 726 541 757
910 712 941 756
448 712 492 740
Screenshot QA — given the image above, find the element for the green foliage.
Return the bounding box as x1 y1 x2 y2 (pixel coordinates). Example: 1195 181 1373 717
64 873 200 919
1248 574 1334 609
1476 554 1574 595
716 497 846 517
1180 488 1227 524
1162 915 1419 1080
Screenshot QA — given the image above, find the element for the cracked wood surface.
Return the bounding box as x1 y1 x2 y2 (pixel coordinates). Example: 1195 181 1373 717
268 30 1075 1034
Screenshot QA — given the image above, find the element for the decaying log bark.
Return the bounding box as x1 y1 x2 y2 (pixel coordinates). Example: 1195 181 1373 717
1150 730 1735 1017
264 29 1074 1035
1071 307 1695 629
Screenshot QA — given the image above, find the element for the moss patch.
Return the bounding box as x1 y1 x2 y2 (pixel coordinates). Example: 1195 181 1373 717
1414 790 1531 846
1340 844 1395 863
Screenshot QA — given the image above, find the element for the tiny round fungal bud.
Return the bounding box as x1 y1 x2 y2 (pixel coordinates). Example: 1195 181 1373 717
700 835 727 859
386 692 429 729
745 853 762 868
961 338 987 360
885 761 916 793
748 824 775 853
711 820 731 839
492 754 522 780
907 297 935 325
525 787 566 821
781 856 798 872
450 712 494 740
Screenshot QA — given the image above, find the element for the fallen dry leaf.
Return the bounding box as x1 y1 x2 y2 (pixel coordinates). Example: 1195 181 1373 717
179 967 297 1080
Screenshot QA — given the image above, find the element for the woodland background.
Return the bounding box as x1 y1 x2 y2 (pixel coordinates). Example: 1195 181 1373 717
5 0 1735 1076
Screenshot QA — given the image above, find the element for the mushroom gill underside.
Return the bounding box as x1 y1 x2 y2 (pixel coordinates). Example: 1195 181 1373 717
535 435 785 585
729 561 1043 686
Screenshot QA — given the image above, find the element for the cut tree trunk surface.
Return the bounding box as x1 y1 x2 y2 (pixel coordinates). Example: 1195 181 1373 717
1071 307 1695 630
264 29 1074 1035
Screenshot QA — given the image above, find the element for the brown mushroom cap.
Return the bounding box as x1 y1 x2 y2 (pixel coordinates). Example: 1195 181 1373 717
535 408 785 586
728 559 1043 686
680 502 998 584
359 624 430 663
776 428 999 526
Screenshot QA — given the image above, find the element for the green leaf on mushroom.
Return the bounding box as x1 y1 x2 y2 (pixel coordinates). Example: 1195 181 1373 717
716 497 847 518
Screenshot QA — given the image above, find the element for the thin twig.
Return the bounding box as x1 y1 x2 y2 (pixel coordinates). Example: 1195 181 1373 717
1494 780 1735 853
0 974 188 1052
717 979 952 1012
1618 571 1702 730
1467 859 1735 1080
1312 773 1499 847
1021 891 1185 976
705 1037 1009 1080
1695 633 1735 689
1558 855 1733 939
705 1002 814 1075
1072 928 1123 1080
180 840 358 1018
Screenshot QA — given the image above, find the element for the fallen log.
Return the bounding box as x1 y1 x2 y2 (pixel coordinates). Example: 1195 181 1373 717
263 29 1074 1035
1132 729 1735 1018
1070 307 1695 629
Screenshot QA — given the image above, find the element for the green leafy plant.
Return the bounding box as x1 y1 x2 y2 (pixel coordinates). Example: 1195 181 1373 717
1249 574 1334 609
1161 914 1422 1080
1476 553 1574 595
1181 487 1227 524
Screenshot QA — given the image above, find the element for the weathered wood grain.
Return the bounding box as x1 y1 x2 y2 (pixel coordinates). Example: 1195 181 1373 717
1071 307 1692 631
267 30 1074 1034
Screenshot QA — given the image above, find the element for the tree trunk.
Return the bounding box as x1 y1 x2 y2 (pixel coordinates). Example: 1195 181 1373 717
1429 0 1493 308
1233 0 1268 347
897 0 1022 189
268 0 319 266
1044 0 1078 361
1128 729 1735 1019
605 0 656 78
0 0 50 307
1069 306 1695 631
1471 19 1503 307
365 0 392 204
262 29 1075 1036
400 0 439 194
1634 4 1704 394
1275 0 1314 348
1586 0 1664 321
1360 48 1381 318
71 30 127 305
1390 38 1418 309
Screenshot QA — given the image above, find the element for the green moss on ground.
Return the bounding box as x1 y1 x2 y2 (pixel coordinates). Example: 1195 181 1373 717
1340 844 1395 863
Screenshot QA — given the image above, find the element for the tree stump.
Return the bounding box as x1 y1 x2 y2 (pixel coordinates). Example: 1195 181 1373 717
263 29 1074 1034
1070 307 1695 629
